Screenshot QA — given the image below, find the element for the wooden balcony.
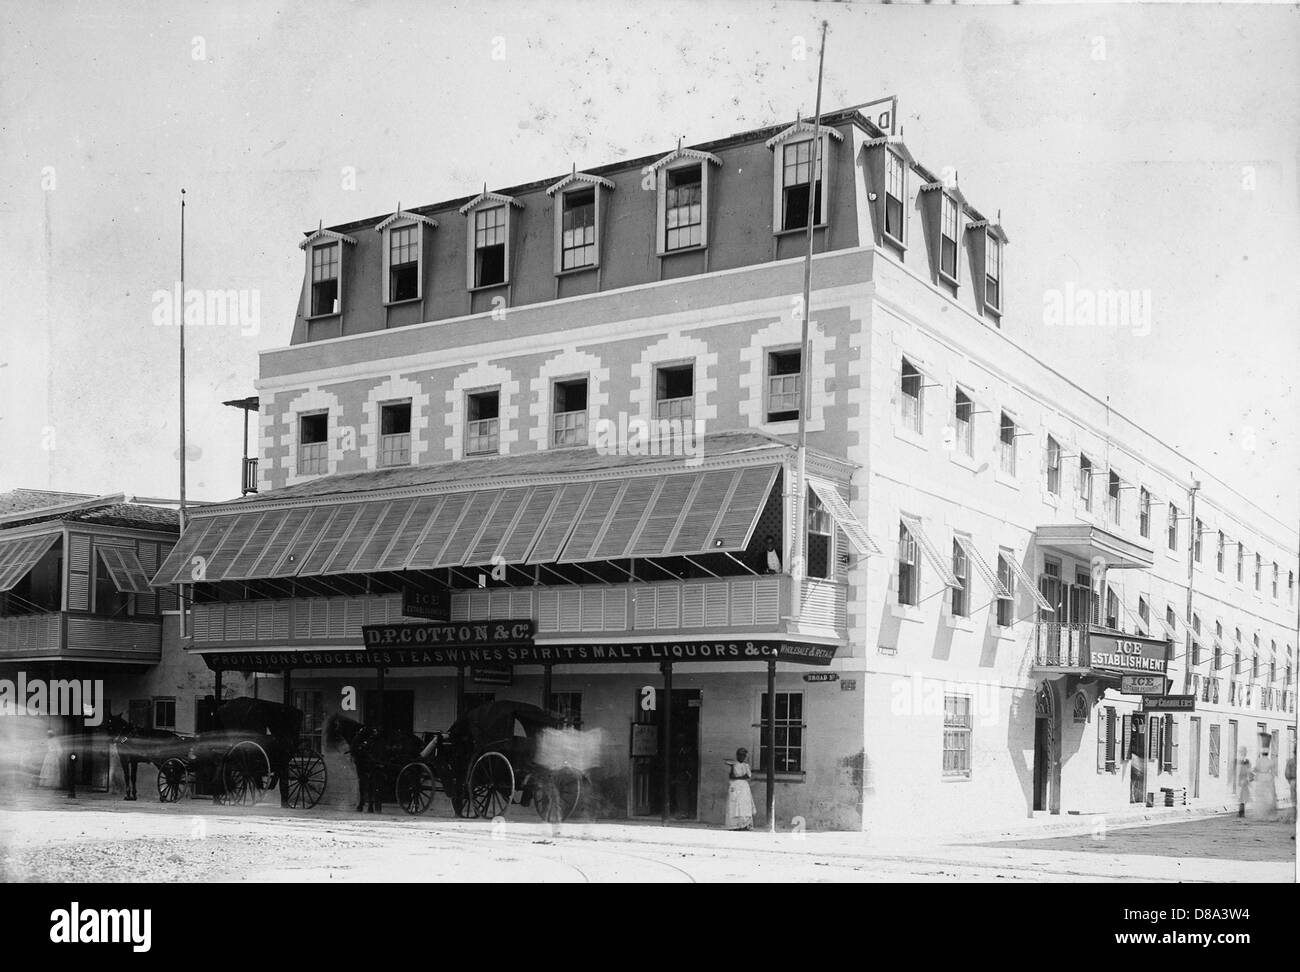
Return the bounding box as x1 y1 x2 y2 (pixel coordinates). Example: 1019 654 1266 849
0 612 161 663
188 574 848 650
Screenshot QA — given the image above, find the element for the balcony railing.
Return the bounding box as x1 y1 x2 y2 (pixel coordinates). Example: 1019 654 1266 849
1032 621 1089 668
188 574 848 650
242 457 259 494
0 612 161 663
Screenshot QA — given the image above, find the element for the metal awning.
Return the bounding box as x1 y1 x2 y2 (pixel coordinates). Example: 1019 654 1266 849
807 477 881 556
954 536 1011 598
1002 553 1054 612
152 464 781 586
0 532 60 592
901 515 960 588
1034 523 1154 570
96 546 154 594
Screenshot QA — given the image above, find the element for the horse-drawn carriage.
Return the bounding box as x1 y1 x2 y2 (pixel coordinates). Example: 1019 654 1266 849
398 701 587 822
143 697 327 809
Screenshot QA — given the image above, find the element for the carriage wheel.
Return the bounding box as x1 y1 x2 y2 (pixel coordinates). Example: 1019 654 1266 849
468 752 514 819
396 762 436 815
157 758 190 803
286 749 327 809
222 741 271 806
533 767 583 823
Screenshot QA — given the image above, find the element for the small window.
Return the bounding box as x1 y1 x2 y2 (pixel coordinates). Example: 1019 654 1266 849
1072 692 1089 725
996 553 1015 627
388 225 419 302
1106 587 1119 630
379 401 412 467
897 521 919 607
310 243 340 316
560 188 596 270
655 364 695 424
664 165 703 251
1289 571 1295 605
552 379 589 447
900 359 923 434
998 413 1016 476
1254 553 1261 591
1166 605 1177 637
939 193 959 282
953 390 974 457
1193 518 1204 563
884 151 906 244
1216 531 1225 572
805 488 831 580
766 350 801 423
1045 435 1061 494
1138 487 1151 538
1167 504 1179 551
942 694 972 778
1237 543 1244 583
1138 596 1150 635
1079 455 1093 511
984 232 1002 311
152 698 177 731
465 390 500 456
1107 472 1121 525
299 412 328 475
473 205 507 288
780 139 824 232
758 691 804 774
1271 562 1278 599
951 539 969 618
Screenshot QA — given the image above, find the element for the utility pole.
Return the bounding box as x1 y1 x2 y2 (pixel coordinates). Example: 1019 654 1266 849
785 16 828 835
178 188 188 639
1181 477 1200 696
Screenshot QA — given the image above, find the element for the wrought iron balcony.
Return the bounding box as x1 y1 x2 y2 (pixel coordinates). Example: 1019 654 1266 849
1032 621 1090 669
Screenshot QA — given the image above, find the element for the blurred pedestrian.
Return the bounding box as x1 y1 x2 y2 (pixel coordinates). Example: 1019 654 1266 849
38 731 63 789
1235 747 1251 818
1285 749 1296 833
1247 745 1278 822
724 747 754 831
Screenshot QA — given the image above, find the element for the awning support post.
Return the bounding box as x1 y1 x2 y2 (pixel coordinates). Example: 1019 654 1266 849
213 668 223 704
376 666 385 729
456 666 465 720
542 663 553 713
282 668 292 707
661 660 673 825
767 654 777 833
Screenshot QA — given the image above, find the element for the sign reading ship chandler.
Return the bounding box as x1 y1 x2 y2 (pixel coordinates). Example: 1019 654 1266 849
1087 630 1170 676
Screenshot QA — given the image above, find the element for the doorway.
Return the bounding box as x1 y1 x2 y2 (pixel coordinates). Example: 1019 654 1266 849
363 690 414 736
630 688 701 818
1032 717 1050 811
1129 714 1147 804
1189 717 1202 799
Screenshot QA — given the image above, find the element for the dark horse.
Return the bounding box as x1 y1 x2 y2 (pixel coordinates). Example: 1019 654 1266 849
103 714 186 801
325 714 435 813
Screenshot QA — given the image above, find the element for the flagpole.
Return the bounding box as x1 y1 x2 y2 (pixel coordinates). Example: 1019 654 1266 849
178 188 188 639
781 18 828 835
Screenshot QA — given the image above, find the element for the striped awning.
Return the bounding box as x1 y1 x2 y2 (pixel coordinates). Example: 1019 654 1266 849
954 536 1011 598
1001 553 1054 612
96 546 153 594
807 477 881 556
900 515 960 588
152 465 781 586
0 532 60 592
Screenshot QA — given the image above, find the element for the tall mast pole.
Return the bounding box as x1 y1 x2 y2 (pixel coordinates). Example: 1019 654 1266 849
781 17 828 835
178 189 188 639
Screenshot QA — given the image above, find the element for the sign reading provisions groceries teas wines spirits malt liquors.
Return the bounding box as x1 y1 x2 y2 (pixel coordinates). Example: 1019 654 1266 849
1087 630 1170 676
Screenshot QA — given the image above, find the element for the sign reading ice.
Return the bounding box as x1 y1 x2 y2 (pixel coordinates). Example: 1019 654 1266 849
1088 631 1169 676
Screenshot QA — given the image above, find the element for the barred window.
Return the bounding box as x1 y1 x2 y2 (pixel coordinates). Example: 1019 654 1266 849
758 691 803 774
943 694 972 778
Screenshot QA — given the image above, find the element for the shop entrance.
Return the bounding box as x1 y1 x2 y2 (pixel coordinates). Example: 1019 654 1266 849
363 690 414 736
630 688 701 818
1032 717 1050 811
1130 714 1146 803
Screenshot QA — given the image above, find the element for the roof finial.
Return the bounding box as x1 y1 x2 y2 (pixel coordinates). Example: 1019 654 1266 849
676 135 683 153
572 162 577 177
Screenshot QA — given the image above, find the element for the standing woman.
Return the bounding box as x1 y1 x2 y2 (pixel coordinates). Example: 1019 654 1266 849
724 747 755 831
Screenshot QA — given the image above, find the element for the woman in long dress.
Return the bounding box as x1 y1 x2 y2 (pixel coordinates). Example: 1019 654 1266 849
724 747 755 831
1247 749 1279 822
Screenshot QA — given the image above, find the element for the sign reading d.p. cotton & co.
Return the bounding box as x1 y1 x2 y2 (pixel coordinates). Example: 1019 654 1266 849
1087 631 1170 676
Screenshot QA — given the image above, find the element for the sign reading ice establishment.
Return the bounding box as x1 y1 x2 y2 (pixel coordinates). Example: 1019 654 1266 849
1120 674 1170 696
1087 631 1169 676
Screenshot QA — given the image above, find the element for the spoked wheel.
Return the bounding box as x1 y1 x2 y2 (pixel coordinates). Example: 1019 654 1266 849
396 762 435 815
221 741 272 806
533 767 583 823
286 749 327 809
157 757 190 803
467 751 514 819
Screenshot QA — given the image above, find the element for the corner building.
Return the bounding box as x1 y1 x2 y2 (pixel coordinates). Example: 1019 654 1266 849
161 105 1298 833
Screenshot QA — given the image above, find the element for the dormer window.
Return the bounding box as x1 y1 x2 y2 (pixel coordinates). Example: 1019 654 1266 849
388 226 418 302
310 243 339 317
985 232 1002 311
884 150 906 245
459 190 521 291
474 206 506 287
940 194 959 282
548 172 613 274
766 123 839 234
665 166 703 250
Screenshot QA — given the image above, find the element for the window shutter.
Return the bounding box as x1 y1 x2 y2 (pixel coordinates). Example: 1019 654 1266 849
1170 716 1179 771
1097 710 1108 772
1105 707 1117 772
1121 714 1132 761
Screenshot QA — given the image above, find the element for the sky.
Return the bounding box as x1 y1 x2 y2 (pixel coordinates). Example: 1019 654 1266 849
0 0 1296 536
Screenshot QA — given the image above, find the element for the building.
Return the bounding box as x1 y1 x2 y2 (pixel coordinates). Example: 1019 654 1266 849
156 104 1297 832
0 490 251 791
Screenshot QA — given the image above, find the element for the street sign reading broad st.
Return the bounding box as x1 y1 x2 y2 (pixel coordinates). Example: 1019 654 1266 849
1121 674 1170 696
1141 695 1197 712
